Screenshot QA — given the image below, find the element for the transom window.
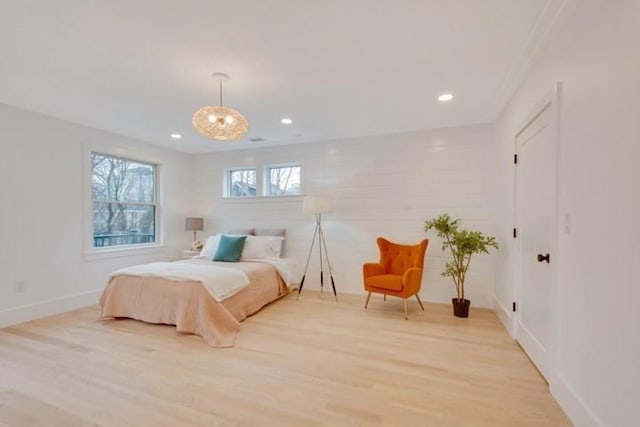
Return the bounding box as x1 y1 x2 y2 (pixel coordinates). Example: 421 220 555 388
266 164 301 196
91 153 157 248
228 168 257 197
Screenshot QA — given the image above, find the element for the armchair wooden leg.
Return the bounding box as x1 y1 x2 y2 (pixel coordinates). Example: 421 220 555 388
364 291 372 309
384 294 387 302
415 294 425 311
403 298 408 320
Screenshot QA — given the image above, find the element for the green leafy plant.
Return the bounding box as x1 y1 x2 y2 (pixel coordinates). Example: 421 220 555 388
424 214 498 301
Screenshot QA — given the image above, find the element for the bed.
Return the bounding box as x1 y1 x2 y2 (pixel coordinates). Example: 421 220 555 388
99 232 294 347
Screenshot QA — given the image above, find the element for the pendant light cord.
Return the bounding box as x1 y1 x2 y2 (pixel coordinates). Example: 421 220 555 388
219 80 223 107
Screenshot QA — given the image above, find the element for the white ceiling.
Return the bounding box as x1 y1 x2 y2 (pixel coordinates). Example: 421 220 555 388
0 0 565 153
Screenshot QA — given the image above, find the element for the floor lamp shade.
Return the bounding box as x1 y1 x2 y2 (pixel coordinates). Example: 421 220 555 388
302 196 331 214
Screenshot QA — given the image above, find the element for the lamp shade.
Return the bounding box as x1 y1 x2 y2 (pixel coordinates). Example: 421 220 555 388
192 73 248 142
192 106 248 141
302 196 331 214
185 217 204 231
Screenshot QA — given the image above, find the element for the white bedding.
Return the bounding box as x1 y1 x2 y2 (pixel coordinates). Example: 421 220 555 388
241 258 298 287
109 260 250 302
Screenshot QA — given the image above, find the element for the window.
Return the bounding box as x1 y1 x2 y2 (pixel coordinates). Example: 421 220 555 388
228 168 257 197
266 164 301 196
91 153 157 248
222 164 302 198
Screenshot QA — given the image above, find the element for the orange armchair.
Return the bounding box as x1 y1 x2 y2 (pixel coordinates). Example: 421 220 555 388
363 237 429 319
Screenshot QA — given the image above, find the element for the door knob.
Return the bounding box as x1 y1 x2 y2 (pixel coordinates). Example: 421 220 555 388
537 253 550 263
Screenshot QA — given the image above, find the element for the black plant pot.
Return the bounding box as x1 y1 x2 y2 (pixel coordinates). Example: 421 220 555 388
452 298 470 318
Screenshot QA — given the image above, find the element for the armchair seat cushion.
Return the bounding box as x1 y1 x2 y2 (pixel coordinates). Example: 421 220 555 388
364 274 403 291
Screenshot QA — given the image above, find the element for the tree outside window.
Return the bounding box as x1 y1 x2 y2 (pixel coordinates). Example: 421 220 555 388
228 169 257 197
91 153 157 248
267 165 301 195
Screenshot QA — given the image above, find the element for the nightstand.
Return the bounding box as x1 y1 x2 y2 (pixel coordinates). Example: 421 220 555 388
182 250 200 259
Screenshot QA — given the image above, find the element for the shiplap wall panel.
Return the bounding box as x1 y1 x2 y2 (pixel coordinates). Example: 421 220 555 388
190 125 498 307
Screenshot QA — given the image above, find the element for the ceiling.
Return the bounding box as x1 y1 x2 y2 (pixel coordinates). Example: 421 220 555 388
0 0 566 153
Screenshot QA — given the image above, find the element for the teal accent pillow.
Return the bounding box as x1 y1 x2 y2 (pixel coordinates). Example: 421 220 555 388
213 234 247 262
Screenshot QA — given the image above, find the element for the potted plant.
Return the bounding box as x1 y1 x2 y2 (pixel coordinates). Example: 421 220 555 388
424 214 498 318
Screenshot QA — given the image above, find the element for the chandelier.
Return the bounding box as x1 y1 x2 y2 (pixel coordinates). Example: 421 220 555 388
192 72 248 141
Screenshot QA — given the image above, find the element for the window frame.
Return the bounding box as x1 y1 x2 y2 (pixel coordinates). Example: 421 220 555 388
224 167 258 198
84 148 163 257
264 163 302 197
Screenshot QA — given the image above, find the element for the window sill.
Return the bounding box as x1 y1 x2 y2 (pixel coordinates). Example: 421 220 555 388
220 195 304 203
83 244 167 261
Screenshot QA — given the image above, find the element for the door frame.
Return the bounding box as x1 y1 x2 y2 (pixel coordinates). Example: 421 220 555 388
512 82 562 383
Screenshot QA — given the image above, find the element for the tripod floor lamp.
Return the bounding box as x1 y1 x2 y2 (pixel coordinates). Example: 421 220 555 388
297 196 337 301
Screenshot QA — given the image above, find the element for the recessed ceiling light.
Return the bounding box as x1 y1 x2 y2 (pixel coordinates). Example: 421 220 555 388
280 117 293 125
438 93 454 102
170 133 182 139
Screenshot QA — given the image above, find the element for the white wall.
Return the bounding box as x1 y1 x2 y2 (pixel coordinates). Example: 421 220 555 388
0 103 192 326
493 1 640 425
191 125 499 307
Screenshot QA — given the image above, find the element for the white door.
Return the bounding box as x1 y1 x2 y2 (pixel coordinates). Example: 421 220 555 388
515 103 557 381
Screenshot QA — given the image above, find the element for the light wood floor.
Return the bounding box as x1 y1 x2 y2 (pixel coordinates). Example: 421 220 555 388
0 291 570 427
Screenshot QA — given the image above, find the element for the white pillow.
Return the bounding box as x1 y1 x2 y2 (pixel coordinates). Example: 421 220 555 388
194 234 221 259
241 235 284 259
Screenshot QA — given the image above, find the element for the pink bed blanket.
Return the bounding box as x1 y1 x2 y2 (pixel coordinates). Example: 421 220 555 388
99 261 288 347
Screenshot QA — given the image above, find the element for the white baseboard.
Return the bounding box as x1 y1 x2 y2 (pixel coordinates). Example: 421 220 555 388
493 294 514 336
0 289 102 328
551 372 603 427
